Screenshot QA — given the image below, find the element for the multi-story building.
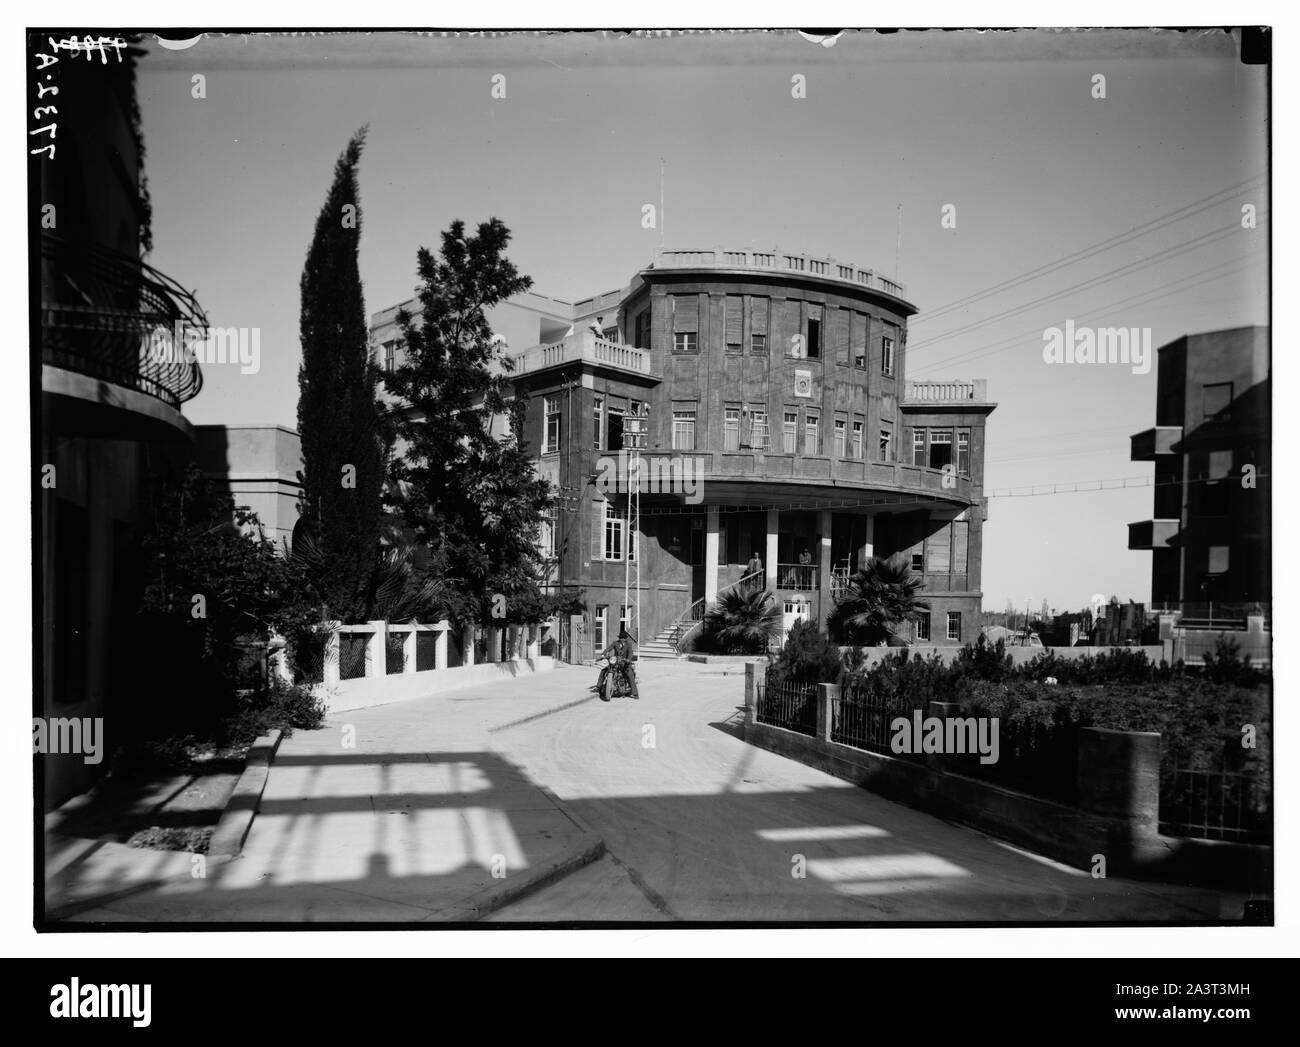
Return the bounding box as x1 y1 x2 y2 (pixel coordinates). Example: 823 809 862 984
1128 326 1270 612
372 247 995 657
39 45 207 806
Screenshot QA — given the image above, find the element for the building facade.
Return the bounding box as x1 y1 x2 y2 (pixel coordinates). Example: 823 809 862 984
1128 326 1270 612
373 247 995 657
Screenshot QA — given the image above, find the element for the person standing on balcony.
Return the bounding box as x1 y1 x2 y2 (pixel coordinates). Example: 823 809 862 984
746 551 763 589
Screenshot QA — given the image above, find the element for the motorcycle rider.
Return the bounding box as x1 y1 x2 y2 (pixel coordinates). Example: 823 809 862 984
599 626 639 700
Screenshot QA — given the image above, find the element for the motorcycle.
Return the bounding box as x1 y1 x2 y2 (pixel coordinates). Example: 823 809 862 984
595 655 636 701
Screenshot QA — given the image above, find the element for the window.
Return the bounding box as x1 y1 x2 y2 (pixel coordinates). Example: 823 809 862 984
544 395 561 453
603 502 624 561
911 544 925 574
915 613 931 642
1208 546 1230 574
634 310 651 349
953 520 969 574
852 312 868 368
592 395 604 450
542 510 558 559
882 335 895 377
834 419 847 458
607 404 625 451
725 296 743 354
601 326 620 343
832 310 850 366
619 605 630 635
749 408 769 449
928 429 953 470
957 430 972 475
851 420 864 459
946 611 962 641
750 296 769 354
926 523 952 573
783 411 798 453
594 606 608 651
672 409 696 450
1202 480 1230 517
724 408 741 451
1202 382 1233 421
382 340 397 371
804 411 820 455
806 317 822 359
878 426 893 462
912 428 927 467
672 295 699 353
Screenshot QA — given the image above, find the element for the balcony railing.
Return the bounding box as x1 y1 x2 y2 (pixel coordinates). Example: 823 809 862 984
652 247 906 299
903 379 988 404
778 564 819 591
41 234 206 408
507 330 655 379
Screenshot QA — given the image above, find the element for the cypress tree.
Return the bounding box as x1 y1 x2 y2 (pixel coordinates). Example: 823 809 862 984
297 127 383 620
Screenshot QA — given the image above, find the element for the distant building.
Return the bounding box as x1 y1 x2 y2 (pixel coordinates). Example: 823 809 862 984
1128 326 1270 613
195 425 303 551
373 247 996 658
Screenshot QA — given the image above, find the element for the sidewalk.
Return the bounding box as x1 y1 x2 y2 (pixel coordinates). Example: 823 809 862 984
50 668 603 923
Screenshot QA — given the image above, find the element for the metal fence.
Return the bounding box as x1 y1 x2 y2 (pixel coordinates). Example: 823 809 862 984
339 634 368 680
1160 765 1270 843
830 683 899 756
756 670 818 736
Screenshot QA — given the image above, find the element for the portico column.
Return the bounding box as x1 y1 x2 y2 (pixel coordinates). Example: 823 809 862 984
859 514 875 568
819 509 833 630
765 509 779 592
704 505 720 603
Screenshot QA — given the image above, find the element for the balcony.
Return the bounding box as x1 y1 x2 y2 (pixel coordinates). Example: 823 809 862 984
1130 426 1183 461
41 234 206 433
902 379 990 404
650 247 907 300
1128 519 1180 550
777 564 819 591
507 330 658 381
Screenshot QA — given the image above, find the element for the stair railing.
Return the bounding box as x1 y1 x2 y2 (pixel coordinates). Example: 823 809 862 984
668 569 766 653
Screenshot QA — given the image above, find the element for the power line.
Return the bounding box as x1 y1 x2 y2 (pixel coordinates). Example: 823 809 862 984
907 219 1264 353
909 251 1266 374
910 174 1265 326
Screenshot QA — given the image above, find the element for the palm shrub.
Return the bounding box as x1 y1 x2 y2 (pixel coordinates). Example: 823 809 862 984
827 553 929 645
770 619 844 684
699 588 782 655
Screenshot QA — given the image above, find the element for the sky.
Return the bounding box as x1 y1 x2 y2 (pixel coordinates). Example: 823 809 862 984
134 28 1269 613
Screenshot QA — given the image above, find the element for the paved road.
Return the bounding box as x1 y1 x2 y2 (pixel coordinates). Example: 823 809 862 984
60 659 1248 923
484 660 1246 922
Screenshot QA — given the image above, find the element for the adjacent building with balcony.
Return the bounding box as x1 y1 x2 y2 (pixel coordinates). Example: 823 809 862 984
38 45 207 807
1128 325 1270 615
372 247 995 658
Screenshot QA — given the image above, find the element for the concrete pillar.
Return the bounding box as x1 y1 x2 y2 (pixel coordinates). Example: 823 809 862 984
859 514 875 568
818 509 833 629
526 624 541 659
323 626 340 686
705 505 721 603
462 624 476 667
817 683 838 743
1077 727 1162 838
435 622 449 671
366 621 387 677
402 627 417 674
744 663 756 728
765 509 779 592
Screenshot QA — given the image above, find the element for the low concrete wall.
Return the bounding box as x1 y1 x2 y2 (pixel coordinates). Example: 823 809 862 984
742 666 1270 889
319 656 555 714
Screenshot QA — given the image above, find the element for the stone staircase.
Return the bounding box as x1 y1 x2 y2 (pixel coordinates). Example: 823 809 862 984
638 628 681 661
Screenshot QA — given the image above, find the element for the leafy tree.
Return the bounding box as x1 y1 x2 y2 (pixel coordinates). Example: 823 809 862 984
828 553 929 645
699 588 782 654
297 126 385 621
381 219 555 622
770 619 844 685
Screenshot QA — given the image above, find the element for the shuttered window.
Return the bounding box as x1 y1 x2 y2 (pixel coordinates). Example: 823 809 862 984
725 296 743 352
591 498 605 562
673 295 699 333
926 524 952 574
953 520 969 574
781 300 802 357
831 309 850 365
851 311 869 368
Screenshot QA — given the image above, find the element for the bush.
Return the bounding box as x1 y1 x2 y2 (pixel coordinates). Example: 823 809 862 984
770 620 844 684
